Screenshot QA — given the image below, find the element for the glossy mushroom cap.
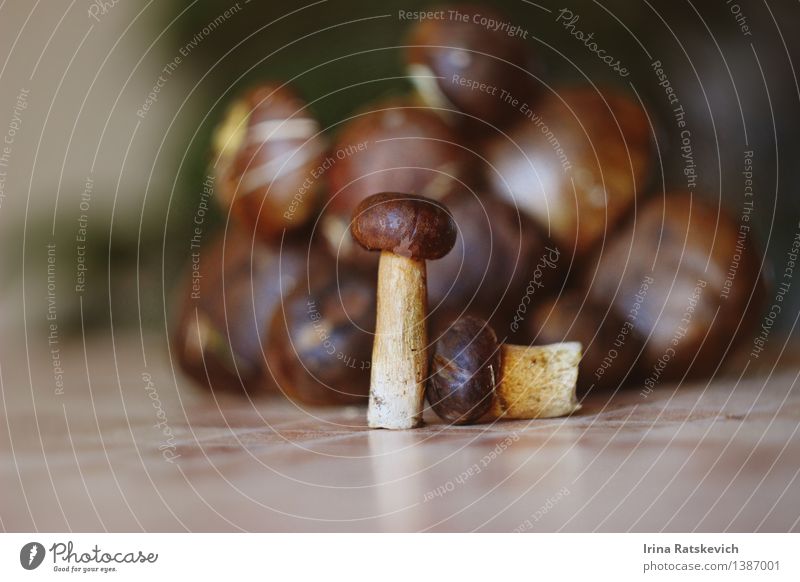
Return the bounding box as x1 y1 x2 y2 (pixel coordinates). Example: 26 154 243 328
351 192 457 260
171 229 309 395
213 82 327 242
585 192 765 379
428 316 501 424
406 4 536 125
484 86 653 259
267 267 376 406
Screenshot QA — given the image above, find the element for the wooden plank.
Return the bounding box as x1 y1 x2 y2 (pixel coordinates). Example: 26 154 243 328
1 335 798 532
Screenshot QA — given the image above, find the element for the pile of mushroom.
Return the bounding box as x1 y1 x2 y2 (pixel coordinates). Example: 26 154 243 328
170 2 766 429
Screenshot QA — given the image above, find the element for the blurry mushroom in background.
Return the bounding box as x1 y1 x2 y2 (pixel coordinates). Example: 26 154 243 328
266 265 376 406
405 4 540 128
171 229 310 395
483 86 654 260
530 292 644 392
322 96 472 264
213 82 328 242
427 190 565 341
585 192 765 383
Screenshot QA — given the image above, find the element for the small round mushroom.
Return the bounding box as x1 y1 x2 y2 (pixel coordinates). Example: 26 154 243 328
213 82 328 242
428 317 582 424
483 86 653 259
405 4 538 126
266 267 376 406
428 316 500 424
351 192 457 429
323 96 472 263
171 229 309 395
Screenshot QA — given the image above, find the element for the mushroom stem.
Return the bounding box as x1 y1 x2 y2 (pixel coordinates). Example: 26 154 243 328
489 342 582 419
368 251 428 429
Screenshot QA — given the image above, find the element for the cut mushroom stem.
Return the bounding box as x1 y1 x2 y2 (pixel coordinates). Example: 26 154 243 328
352 193 456 429
490 342 582 419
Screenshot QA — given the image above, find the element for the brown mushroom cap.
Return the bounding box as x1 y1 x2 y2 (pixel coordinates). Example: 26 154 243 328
483 86 653 258
171 228 311 395
406 5 536 125
428 316 501 424
213 82 327 242
266 266 376 406
351 192 457 260
585 191 765 379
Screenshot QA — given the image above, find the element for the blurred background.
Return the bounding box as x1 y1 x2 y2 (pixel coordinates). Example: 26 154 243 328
0 0 798 342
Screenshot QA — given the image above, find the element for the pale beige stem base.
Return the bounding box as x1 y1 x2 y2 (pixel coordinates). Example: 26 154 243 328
367 252 428 429
489 342 582 420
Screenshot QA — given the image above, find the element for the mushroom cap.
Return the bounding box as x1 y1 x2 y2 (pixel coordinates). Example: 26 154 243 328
351 192 457 260
266 266 375 406
427 316 501 424
405 5 534 124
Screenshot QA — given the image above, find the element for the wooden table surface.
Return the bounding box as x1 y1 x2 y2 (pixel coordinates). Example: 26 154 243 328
2 334 799 532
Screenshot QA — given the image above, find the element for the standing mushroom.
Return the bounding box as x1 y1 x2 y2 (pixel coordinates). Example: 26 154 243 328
351 192 457 429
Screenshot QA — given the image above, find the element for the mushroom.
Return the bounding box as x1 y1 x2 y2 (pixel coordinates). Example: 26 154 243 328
351 192 457 429
213 82 328 242
584 192 765 382
171 228 310 395
483 86 653 259
405 4 539 128
428 316 581 424
266 266 376 406
426 190 564 341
